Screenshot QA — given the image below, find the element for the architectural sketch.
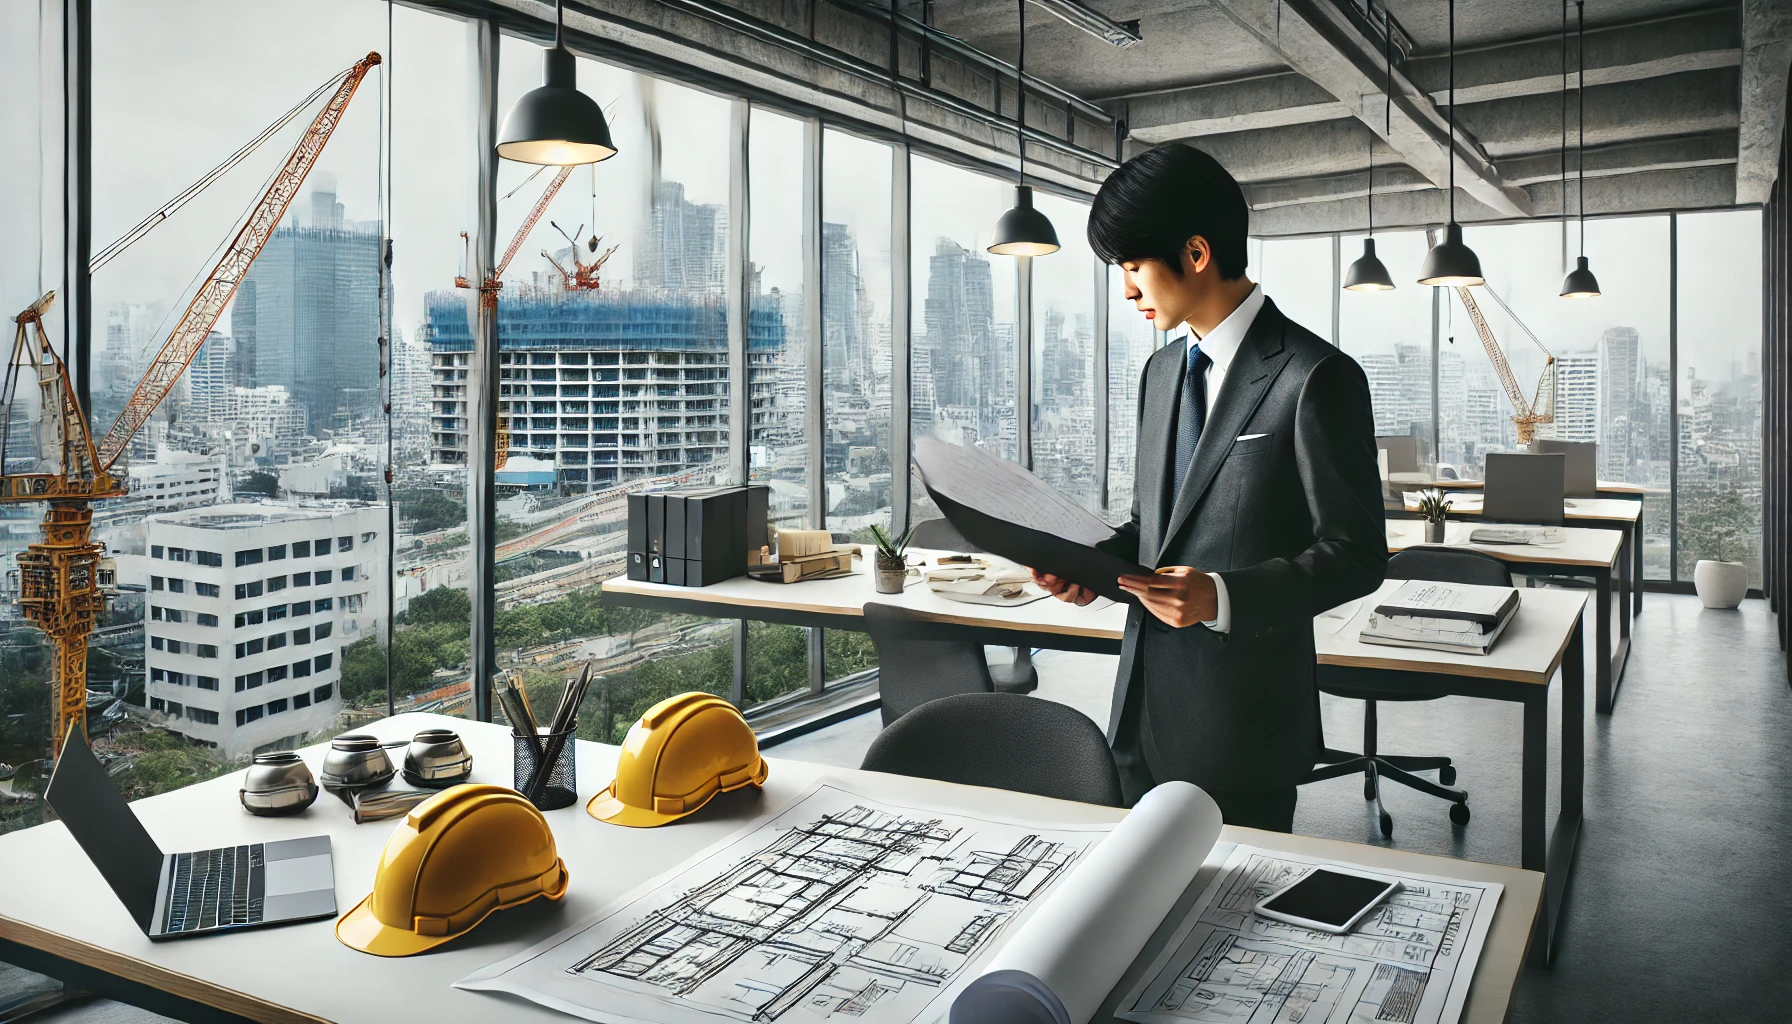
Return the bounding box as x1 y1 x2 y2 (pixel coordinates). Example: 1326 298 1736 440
457 783 1109 1024
1121 848 1500 1024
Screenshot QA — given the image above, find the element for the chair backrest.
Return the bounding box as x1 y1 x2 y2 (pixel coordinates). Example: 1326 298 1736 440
1376 435 1422 474
1535 440 1598 497
861 602 994 726
860 692 1124 807
1482 452 1565 526
910 517 981 553
1387 547 1514 588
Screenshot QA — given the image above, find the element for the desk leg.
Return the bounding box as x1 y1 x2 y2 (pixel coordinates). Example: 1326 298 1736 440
1534 621 1587 966
1594 566 1617 715
1632 512 1644 614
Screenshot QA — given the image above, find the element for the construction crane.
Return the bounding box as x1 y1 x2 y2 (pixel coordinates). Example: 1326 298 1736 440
1452 285 1557 445
543 222 620 292
456 164 575 469
2 53 380 757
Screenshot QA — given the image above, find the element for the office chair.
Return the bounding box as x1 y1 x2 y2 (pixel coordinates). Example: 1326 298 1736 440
861 691 1125 807
1309 548 1508 836
862 602 998 725
1482 452 1565 526
906 518 1038 694
1535 439 1598 498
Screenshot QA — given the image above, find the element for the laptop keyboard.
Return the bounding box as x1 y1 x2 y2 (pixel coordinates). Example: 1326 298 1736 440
165 844 265 933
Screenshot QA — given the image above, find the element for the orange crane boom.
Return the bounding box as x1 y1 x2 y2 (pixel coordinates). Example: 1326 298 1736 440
3 52 380 757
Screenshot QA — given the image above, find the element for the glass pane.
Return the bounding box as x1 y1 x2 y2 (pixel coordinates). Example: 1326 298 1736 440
1676 210 1763 584
750 108 807 533
1103 267 1167 524
1255 236 1334 341
1030 194 1098 511
909 156 1020 525
745 108 809 707
83 1 412 802
493 45 734 732
0 0 46 843
1340 231 1434 467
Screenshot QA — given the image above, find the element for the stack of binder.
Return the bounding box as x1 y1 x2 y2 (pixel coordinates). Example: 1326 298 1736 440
1359 580 1520 655
626 485 768 586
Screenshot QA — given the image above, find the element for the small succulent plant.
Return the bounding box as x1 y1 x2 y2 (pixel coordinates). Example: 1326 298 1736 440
869 523 915 563
1416 489 1453 523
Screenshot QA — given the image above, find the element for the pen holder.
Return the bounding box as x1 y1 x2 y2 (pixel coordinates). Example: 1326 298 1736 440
513 729 577 811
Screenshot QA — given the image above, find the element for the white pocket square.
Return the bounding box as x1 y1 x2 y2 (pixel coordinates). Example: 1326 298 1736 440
1236 432 1269 441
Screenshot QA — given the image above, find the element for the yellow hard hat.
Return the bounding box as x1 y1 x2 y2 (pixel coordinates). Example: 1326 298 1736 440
588 692 768 828
336 784 568 957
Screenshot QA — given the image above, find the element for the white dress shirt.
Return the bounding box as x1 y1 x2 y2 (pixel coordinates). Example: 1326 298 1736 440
1182 283 1265 634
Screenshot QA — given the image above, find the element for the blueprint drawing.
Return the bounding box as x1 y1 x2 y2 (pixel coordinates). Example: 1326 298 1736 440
1119 847 1501 1024
457 782 1111 1024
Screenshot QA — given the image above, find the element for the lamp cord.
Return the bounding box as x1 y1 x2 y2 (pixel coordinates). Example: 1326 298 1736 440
555 0 563 50
1562 0 1568 258
1577 0 1586 258
1016 0 1025 184
1447 0 1455 223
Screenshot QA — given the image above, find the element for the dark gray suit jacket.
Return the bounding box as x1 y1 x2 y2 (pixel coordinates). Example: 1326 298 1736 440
1102 297 1387 801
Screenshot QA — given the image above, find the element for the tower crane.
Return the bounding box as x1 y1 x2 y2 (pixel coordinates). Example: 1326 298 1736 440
456 164 574 469
543 222 620 292
1428 231 1558 445
3 53 380 757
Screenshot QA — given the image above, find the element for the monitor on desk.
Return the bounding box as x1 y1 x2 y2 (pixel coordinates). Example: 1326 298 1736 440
1376 435 1421 474
1535 440 1597 497
1483 452 1565 526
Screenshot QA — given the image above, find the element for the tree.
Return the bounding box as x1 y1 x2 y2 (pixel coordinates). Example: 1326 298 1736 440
404 587 470 628
339 636 388 706
236 470 279 496
405 492 466 533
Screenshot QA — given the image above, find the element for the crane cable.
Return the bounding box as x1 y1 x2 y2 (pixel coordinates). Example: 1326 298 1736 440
381 0 397 719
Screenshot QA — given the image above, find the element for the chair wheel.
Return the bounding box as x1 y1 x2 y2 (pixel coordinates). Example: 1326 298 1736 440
1439 765 1457 786
1378 810 1394 838
1450 802 1471 826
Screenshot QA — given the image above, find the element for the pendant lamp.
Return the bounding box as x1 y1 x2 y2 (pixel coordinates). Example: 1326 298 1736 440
1418 0 1484 287
1560 1 1601 298
496 0 617 166
989 0 1059 257
1344 9 1396 292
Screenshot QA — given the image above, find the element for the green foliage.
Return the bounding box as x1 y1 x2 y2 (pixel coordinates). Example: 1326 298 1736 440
869 523 915 559
405 587 471 627
405 492 466 533
494 518 529 543
745 623 808 706
106 727 235 802
1678 487 1756 575
0 628 52 766
237 470 279 496
1415 489 1452 523
825 629 879 678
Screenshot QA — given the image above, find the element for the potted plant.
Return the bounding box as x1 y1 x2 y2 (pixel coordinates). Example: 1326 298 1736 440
868 523 915 595
1416 489 1451 544
1693 530 1750 610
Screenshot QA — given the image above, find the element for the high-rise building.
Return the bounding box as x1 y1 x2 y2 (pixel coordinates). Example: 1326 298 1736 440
1554 354 1600 443
127 446 226 512
142 502 384 758
917 239 1014 453
423 285 784 491
234 185 381 435
633 180 726 293
1600 327 1642 478
822 222 868 392
188 331 233 423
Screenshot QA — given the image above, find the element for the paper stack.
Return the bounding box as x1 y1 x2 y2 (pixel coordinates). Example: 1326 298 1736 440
1360 579 1520 655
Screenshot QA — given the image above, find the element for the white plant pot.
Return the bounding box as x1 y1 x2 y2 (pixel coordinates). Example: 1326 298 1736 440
1693 559 1748 609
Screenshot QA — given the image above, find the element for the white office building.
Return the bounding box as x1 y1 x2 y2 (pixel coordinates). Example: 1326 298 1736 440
126 445 227 513
142 502 385 758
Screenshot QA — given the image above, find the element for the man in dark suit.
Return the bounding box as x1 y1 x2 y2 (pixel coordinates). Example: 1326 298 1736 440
1032 144 1387 831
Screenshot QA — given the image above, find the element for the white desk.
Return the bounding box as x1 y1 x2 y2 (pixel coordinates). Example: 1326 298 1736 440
0 714 1540 1024
1317 579 1586 964
603 546 1131 653
1386 520 1628 711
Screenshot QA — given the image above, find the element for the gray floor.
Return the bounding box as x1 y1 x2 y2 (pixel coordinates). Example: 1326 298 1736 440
14 594 1789 1022
773 593 1792 1024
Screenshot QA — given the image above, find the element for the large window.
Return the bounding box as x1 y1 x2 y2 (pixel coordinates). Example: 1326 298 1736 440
749 108 808 533
1340 231 1435 463
1677 210 1763 584
1254 236 1334 341
1104 268 1163 523
909 156 1020 525
1031 193 1098 511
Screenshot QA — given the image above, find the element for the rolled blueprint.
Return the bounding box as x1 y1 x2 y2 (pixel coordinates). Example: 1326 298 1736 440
951 781 1223 1024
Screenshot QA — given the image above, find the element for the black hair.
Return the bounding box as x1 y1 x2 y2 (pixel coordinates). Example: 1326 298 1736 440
1087 143 1250 279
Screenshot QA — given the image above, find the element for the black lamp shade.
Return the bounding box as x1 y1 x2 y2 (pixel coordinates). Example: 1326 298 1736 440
1343 238 1396 291
1417 222 1485 287
496 47 617 166
1560 255 1601 298
988 186 1060 257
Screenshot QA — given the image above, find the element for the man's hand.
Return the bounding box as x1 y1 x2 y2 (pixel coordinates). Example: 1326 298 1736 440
1118 566 1218 628
1030 569 1096 606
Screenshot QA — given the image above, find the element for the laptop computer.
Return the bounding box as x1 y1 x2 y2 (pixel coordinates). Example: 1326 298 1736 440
45 733 336 940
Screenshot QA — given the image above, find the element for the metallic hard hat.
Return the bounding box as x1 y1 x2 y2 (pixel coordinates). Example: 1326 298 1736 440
336 784 568 957
588 692 768 828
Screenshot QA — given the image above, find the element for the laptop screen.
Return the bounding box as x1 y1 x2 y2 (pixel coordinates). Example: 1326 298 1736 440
44 730 166 932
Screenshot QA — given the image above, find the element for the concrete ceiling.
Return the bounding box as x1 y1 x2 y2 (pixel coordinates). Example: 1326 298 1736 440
924 0 1791 232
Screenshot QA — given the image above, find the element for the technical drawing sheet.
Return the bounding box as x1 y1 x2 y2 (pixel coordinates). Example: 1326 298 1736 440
457 780 1119 1024
1117 846 1500 1024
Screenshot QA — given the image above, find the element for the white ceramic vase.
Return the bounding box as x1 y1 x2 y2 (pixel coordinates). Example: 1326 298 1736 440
1693 559 1747 609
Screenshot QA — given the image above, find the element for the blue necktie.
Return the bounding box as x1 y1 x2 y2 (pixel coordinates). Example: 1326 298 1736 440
1172 343 1211 500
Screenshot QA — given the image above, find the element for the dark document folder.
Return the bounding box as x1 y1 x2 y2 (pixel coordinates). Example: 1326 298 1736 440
914 437 1147 604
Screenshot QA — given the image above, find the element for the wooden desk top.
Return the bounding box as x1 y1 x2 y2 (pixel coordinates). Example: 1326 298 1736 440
1386 519 1623 568
603 546 1133 641
0 714 1541 1024
1316 578 1587 685
1401 492 1643 524
1399 477 1665 497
